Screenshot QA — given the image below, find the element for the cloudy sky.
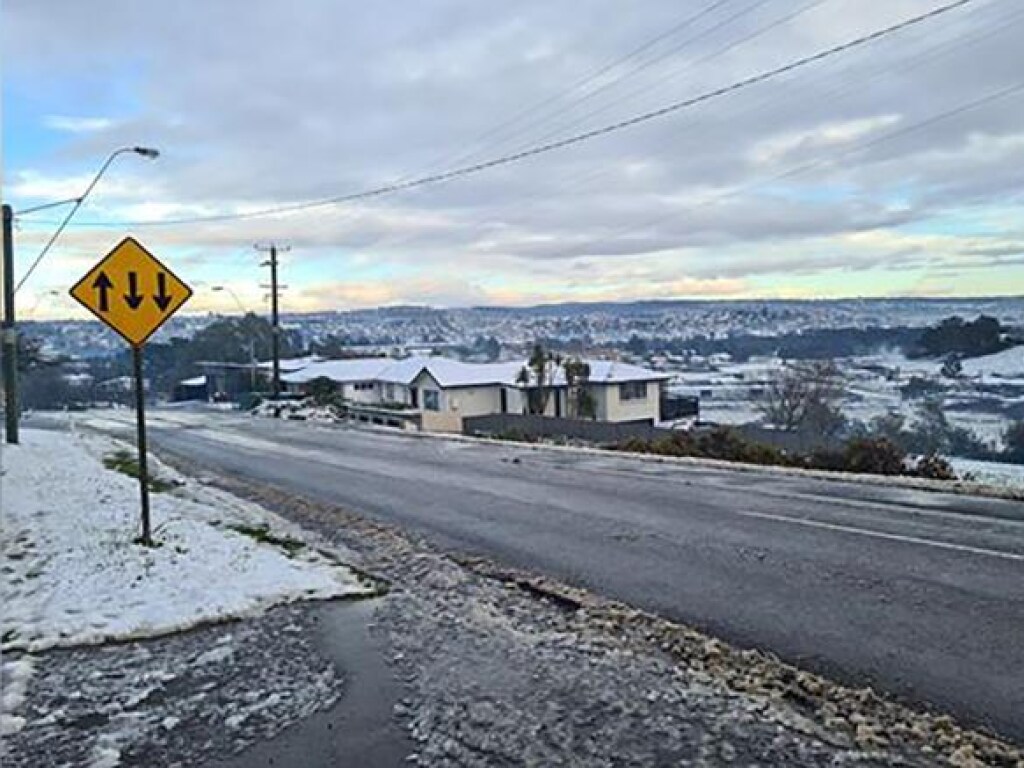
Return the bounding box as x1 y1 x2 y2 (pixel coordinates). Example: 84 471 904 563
3 0 1023 319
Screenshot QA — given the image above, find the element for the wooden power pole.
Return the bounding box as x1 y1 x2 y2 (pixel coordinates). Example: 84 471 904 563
256 243 289 402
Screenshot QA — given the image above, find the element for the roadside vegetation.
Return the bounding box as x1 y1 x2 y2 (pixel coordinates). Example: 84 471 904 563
227 522 306 557
102 449 178 492
613 428 956 481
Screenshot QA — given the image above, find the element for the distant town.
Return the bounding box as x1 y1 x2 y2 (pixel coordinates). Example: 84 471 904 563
17 297 1024 481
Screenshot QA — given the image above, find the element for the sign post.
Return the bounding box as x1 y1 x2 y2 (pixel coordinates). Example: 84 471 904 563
69 236 192 546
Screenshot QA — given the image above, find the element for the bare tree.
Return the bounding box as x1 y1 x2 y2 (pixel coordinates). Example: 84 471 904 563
758 360 845 437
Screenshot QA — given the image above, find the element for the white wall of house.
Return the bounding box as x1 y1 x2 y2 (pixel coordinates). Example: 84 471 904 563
593 380 661 423
444 385 504 417
342 381 380 404
378 381 412 405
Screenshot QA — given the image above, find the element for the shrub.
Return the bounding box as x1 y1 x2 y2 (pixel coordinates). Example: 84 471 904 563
913 453 957 481
842 437 905 476
618 437 651 454
618 428 938 480
806 449 847 472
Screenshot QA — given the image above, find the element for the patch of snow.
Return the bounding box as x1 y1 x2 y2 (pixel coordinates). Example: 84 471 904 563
961 345 1024 378
1 429 374 657
88 742 121 768
948 457 1024 491
0 657 35 735
194 644 233 665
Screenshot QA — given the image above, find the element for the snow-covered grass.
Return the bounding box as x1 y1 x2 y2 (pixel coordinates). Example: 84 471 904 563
0 428 376 736
961 345 1024 378
948 457 1024 491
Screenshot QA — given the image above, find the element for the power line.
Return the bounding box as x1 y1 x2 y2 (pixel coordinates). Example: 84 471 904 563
294 0 741 250
416 0 738 175
454 0 1013 244
499 0 830 161
551 79 1024 261
27 0 976 230
441 0 762 171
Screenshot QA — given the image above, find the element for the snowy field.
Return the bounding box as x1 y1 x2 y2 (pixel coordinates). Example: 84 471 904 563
671 347 1024 452
1 428 374 736
948 457 1024 492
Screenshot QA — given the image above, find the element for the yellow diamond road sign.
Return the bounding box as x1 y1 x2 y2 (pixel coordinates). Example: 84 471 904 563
69 236 193 347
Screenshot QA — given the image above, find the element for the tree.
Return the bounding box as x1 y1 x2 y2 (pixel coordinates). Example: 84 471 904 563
758 360 844 436
306 376 339 405
869 412 908 449
132 314 301 395
940 356 962 378
518 344 558 415
20 366 73 410
563 357 592 419
1004 421 1024 463
911 315 1010 359
903 399 990 458
15 334 48 373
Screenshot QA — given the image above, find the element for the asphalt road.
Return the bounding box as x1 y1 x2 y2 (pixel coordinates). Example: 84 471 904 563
63 408 1024 743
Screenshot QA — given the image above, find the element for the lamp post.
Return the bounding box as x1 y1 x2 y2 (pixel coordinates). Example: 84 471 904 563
2 146 159 443
211 285 257 392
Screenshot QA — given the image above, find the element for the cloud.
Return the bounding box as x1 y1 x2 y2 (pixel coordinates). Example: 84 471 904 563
43 116 117 134
6 0 1024 316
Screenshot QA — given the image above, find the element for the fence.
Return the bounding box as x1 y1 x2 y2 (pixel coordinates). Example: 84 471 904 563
463 413 669 444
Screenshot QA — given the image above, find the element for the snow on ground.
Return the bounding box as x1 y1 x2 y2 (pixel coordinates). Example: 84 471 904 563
961 345 1024 378
948 457 1024 491
1 429 373 654
0 428 374 733
250 399 340 422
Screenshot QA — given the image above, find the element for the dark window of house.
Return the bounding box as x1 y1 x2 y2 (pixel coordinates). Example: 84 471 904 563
424 390 440 411
619 381 648 401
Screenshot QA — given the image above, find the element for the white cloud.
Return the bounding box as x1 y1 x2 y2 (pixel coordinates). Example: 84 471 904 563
5 0 1024 311
43 115 117 134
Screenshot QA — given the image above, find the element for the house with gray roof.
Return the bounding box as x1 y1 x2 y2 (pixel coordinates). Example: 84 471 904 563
281 355 670 428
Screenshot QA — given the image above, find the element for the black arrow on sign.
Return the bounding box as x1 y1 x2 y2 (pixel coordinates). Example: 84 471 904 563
92 272 114 312
153 273 173 312
124 272 144 309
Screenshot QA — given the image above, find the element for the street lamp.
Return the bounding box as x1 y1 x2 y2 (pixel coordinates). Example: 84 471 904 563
2 145 160 443
211 285 248 315
211 285 257 392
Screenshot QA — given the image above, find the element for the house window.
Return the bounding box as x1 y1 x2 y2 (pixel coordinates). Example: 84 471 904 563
619 381 648 401
385 383 395 401
424 390 440 411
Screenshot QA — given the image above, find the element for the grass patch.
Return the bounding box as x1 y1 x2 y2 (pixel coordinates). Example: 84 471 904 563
103 450 177 493
228 523 306 556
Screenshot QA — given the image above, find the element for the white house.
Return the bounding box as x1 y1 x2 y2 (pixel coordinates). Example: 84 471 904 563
281 355 670 427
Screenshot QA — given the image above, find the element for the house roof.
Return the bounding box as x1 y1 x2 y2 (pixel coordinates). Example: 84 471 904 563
283 355 669 389
256 355 323 373
281 357 393 384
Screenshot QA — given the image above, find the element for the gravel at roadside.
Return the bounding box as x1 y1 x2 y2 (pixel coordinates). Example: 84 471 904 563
194 466 1023 768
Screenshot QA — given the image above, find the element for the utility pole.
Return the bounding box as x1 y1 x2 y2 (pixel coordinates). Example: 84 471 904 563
2 204 18 444
256 243 289 402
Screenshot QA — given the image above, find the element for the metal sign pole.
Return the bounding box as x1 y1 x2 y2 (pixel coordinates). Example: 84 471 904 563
69 236 192 547
132 344 152 546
